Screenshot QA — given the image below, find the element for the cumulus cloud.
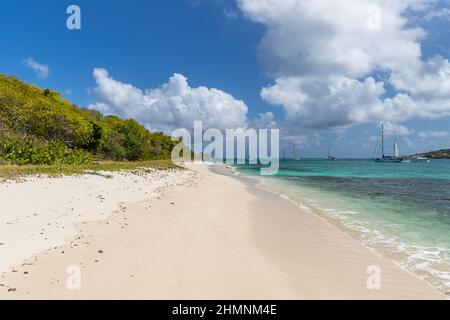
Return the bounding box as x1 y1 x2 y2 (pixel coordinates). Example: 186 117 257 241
22 57 50 78
89 68 249 133
238 0 424 78
261 75 385 129
390 55 450 99
382 122 415 136
237 0 450 134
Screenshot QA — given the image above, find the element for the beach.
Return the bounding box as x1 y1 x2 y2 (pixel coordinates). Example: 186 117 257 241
0 163 444 299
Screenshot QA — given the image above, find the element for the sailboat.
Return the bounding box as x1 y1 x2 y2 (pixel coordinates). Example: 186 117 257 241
327 145 337 161
291 143 301 160
373 124 403 163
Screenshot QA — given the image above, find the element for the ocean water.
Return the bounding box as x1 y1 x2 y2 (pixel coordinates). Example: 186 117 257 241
234 159 450 295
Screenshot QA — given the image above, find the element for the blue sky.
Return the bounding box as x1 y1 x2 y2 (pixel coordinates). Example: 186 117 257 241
0 0 266 112
1 0 450 157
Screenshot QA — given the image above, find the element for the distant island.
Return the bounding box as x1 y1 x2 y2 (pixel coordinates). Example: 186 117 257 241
412 149 450 159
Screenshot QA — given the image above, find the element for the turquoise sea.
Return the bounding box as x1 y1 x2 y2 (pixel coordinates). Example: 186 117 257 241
234 159 450 295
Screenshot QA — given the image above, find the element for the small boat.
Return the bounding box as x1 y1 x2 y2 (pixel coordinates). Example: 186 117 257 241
413 156 431 163
291 143 301 161
327 145 337 161
373 124 403 163
403 156 431 163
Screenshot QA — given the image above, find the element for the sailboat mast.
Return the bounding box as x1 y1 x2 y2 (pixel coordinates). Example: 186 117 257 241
381 123 384 158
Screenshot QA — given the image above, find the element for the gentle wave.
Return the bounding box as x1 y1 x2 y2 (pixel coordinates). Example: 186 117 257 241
241 169 450 296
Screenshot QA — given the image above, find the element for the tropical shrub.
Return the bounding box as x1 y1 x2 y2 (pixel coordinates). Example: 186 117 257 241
0 74 181 165
0 134 91 165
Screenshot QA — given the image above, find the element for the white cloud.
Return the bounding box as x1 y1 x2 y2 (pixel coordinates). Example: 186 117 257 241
251 112 277 128
382 121 415 136
238 0 426 79
260 67 450 131
261 75 385 129
237 0 450 135
422 7 450 20
389 55 450 99
22 57 50 78
417 130 449 139
89 68 249 133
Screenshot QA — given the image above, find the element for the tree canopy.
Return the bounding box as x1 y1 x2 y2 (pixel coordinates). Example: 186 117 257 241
0 74 179 165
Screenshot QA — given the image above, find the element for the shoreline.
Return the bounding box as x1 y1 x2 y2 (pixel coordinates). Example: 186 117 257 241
0 163 445 299
217 165 446 299
230 165 450 297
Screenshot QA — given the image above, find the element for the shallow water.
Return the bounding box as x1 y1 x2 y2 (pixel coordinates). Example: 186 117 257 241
234 159 450 295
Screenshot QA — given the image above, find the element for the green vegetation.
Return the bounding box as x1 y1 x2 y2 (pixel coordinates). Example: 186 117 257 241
0 74 182 166
413 149 450 159
0 160 180 180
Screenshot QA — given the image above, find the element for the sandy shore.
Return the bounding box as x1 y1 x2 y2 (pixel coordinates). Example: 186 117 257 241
0 163 444 299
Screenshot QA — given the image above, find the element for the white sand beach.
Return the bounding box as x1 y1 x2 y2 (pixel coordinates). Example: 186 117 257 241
0 164 444 299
